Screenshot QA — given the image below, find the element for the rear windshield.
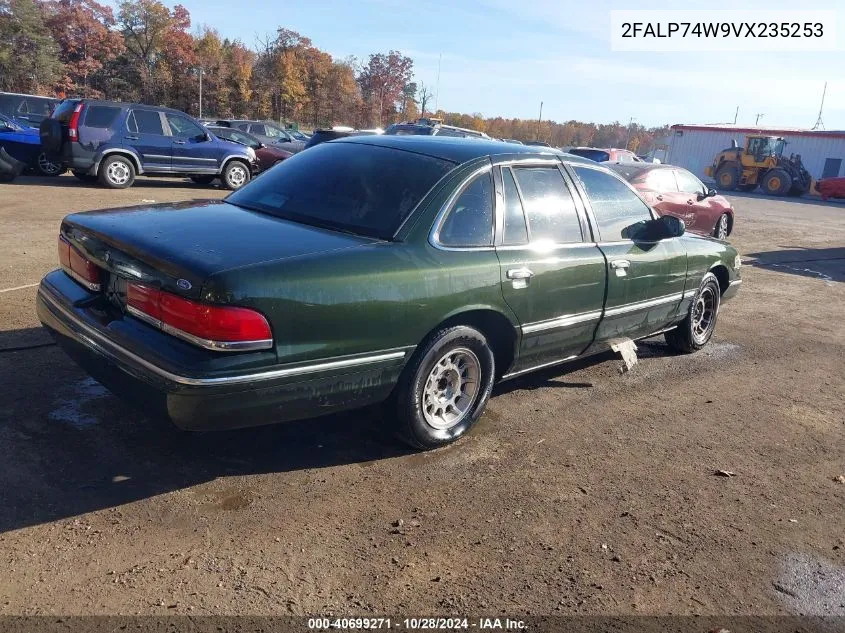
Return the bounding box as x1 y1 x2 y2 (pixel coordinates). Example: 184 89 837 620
51 100 80 123
226 142 455 239
84 105 120 128
568 148 610 162
386 125 433 136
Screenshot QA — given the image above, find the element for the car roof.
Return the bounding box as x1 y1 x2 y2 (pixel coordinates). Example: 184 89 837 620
334 135 593 165
61 98 195 117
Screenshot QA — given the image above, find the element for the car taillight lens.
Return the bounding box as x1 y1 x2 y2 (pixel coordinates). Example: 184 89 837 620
68 103 83 142
126 283 272 351
58 235 101 291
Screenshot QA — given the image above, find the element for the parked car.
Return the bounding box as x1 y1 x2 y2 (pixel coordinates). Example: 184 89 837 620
40 99 256 190
0 91 58 127
288 129 311 141
568 147 642 163
524 141 551 147
36 136 741 449
206 126 292 172
609 163 735 240
502 139 524 145
302 127 381 150
0 113 64 176
214 119 305 153
385 119 489 139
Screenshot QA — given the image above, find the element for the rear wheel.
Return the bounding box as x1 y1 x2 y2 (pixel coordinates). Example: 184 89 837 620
761 169 791 196
715 164 739 190
35 153 64 177
190 175 216 185
221 160 250 190
99 155 135 189
713 213 730 240
393 326 495 450
665 273 721 353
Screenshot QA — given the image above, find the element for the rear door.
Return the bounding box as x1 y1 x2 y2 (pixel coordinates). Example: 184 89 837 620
569 163 687 344
125 109 171 171
165 112 220 173
493 160 606 372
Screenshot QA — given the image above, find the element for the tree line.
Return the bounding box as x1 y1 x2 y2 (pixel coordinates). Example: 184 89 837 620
0 0 669 152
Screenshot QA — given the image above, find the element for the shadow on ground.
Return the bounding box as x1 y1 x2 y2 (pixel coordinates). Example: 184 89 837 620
9 174 226 191
721 190 845 208
745 246 845 283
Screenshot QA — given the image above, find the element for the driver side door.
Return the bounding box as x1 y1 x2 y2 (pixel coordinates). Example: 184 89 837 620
674 168 716 235
165 113 219 173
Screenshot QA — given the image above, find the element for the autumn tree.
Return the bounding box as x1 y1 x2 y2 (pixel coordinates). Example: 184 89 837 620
0 0 62 93
357 51 413 126
42 0 124 98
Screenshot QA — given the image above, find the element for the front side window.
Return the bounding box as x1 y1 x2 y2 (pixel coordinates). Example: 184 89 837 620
675 169 705 195
574 166 653 241
167 114 204 138
438 172 494 247
513 167 582 244
129 110 164 135
262 124 289 140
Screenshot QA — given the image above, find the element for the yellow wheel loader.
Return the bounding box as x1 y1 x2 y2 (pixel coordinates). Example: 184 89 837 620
703 135 813 196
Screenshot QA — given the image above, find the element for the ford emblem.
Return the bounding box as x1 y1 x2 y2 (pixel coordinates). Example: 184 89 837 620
176 279 192 290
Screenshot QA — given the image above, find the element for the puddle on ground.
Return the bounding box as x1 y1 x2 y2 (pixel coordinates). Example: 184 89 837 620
48 377 110 429
775 552 845 615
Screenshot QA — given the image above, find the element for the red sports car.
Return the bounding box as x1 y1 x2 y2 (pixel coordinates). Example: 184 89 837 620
609 163 735 240
207 126 292 172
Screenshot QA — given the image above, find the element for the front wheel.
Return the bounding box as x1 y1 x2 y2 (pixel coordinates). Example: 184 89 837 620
761 169 791 196
221 161 250 190
665 273 721 353
35 153 64 177
393 326 495 450
713 213 730 240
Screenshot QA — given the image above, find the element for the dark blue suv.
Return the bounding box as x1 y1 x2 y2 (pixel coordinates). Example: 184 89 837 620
40 99 256 190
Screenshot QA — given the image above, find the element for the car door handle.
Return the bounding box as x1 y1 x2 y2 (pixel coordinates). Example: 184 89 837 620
610 260 630 269
173 140 186 145
125 135 139 140
506 268 534 280
655 194 664 201
687 199 694 205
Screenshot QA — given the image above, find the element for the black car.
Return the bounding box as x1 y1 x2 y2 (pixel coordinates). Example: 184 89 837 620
214 119 305 153
302 128 381 150
0 91 58 127
40 99 256 190
385 119 489 139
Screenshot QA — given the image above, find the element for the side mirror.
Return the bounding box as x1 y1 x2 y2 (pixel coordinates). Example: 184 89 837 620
696 188 717 201
657 214 685 238
707 188 717 197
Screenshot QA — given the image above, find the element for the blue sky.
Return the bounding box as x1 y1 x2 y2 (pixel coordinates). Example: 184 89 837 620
144 0 844 129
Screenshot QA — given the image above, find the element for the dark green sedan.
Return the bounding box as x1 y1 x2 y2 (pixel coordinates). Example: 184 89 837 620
37 136 741 449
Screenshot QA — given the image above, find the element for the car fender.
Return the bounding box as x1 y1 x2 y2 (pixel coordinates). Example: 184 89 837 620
93 147 144 175
219 153 253 174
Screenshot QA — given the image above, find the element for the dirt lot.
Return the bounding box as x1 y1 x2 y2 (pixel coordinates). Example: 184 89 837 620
0 175 843 618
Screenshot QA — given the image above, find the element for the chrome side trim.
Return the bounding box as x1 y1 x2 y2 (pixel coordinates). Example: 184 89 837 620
604 292 684 317
125 305 273 352
143 154 171 160
521 310 602 334
501 354 579 380
173 156 218 163
39 287 407 387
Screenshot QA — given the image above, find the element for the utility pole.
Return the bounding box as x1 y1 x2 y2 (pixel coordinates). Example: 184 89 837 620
812 81 827 130
536 101 543 140
434 52 442 114
733 105 739 124
755 113 764 126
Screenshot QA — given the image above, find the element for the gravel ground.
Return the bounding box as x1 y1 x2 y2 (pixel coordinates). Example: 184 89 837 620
0 174 843 617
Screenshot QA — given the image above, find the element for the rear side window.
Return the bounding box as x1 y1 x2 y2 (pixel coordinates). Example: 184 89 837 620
647 169 678 192
513 167 582 244
128 110 164 135
501 167 528 245
438 172 494 247
574 166 653 241
83 106 120 129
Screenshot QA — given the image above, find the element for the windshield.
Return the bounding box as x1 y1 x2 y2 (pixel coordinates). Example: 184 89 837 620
226 142 454 239
773 138 785 156
568 148 610 162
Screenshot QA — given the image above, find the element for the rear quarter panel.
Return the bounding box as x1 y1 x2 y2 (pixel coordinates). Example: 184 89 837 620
681 234 740 291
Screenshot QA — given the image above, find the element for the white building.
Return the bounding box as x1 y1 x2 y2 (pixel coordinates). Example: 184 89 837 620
666 124 845 183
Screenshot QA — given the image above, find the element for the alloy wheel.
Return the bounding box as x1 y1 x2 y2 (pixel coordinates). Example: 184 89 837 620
37 153 62 176
107 160 131 185
692 286 717 345
228 165 247 188
716 214 729 240
422 348 481 430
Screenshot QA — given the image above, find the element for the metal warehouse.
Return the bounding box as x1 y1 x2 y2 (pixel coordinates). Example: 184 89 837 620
666 124 845 183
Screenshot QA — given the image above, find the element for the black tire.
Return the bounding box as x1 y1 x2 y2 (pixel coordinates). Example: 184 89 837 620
761 169 791 196
737 183 757 192
190 175 216 185
34 152 65 177
665 273 721 354
713 213 730 240
221 160 251 190
98 154 135 189
393 325 495 450
72 170 98 183
714 164 739 191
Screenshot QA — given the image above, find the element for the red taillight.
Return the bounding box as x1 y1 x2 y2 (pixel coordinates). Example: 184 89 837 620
126 283 272 351
58 235 101 291
68 103 83 142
